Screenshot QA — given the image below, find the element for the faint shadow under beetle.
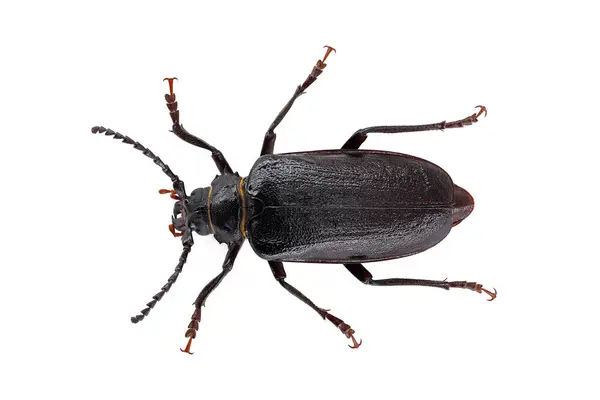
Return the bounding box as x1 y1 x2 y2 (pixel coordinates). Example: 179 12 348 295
91 46 495 354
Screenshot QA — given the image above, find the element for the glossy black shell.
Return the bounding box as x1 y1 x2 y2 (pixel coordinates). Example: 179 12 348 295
244 150 455 263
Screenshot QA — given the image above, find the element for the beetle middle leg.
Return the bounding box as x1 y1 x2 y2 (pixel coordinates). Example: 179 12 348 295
342 106 487 149
261 46 336 156
162 77 234 175
269 261 362 348
180 241 243 354
344 263 497 301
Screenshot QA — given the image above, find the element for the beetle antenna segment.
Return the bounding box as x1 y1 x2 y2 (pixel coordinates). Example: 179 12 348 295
90 126 187 198
130 243 193 323
448 281 497 301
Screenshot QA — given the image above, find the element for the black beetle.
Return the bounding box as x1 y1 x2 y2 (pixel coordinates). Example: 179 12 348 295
91 46 494 354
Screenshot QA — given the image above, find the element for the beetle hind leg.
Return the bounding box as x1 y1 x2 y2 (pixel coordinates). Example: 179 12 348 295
341 105 487 149
269 261 362 349
344 263 496 301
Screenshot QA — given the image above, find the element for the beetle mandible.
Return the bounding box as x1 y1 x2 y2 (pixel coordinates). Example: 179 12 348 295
91 46 494 354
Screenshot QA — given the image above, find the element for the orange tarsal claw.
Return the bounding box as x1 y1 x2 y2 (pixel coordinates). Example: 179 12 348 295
469 282 497 301
316 45 336 70
479 286 497 301
474 105 488 120
163 77 178 96
180 336 194 355
322 45 336 63
345 328 363 349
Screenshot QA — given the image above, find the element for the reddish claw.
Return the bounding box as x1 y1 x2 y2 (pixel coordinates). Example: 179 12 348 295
180 336 194 355
448 281 497 301
473 105 488 120
322 45 336 62
469 283 497 301
317 45 337 69
163 77 178 96
479 286 497 301
346 328 363 349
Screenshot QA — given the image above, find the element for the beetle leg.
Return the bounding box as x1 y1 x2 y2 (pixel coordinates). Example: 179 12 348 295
269 261 362 349
344 263 496 301
261 45 335 156
180 241 243 355
162 78 234 175
341 105 488 150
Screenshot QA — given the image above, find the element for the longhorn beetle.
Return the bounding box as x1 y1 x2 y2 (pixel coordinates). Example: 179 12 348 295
91 46 494 354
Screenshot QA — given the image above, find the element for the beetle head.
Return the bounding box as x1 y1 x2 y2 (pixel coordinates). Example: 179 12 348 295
172 187 212 237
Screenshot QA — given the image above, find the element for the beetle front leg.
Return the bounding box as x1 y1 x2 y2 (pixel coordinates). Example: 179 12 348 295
268 261 362 349
163 78 233 175
342 106 487 149
261 46 335 155
181 241 243 354
344 263 497 301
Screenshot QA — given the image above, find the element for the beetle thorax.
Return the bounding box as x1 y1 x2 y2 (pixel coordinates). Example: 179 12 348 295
183 187 212 236
204 174 244 244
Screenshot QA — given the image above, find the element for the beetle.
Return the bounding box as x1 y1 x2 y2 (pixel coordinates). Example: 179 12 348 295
91 46 494 354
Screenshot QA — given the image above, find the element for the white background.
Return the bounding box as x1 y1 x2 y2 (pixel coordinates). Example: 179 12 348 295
1 1 598 399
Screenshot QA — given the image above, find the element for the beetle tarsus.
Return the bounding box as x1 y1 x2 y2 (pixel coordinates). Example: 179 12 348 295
181 308 201 354
442 105 488 129
164 78 180 125
346 328 363 349
322 310 362 349
448 281 497 301
303 45 336 90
